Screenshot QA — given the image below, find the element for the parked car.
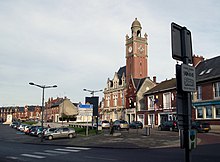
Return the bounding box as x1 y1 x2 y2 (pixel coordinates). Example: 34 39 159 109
25 125 36 135
18 124 28 132
101 120 110 129
10 121 20 129
113 120 129 130
158 120 178 131
129 121 143 129
23 125 31 133
37 127 48 138
43 128 57 137
29 126 40 136
92 121 102 128
192 121 211 133
44 127 76 140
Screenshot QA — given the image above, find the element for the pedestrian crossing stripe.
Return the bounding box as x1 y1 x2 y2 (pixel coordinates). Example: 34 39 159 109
21 154 45 159
14 146 91 160
44 150 69 154
65 147 91 150
55 148 80 152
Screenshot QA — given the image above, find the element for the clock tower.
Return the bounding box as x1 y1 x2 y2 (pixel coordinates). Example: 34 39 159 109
125 18 148 83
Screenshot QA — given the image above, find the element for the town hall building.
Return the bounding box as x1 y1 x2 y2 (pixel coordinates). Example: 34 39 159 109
101 18 156 124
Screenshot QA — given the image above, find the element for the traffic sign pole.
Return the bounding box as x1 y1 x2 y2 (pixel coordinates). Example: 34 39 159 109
172 22 195 162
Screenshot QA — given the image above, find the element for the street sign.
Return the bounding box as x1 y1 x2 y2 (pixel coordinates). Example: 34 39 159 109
189 129 197 150
171 22 193 63
78 104 93 116
181 64 196 92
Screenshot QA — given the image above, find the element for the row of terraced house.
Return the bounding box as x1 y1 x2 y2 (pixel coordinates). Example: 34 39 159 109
0 97 78 123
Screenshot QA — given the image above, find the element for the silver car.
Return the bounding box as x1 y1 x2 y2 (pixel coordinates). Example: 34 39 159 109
45 127 76 140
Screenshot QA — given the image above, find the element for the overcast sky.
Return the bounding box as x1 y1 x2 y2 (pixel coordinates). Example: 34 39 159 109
0 0 219 106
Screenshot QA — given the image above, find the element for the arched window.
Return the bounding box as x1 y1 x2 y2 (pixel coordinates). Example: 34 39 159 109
137 30 141 37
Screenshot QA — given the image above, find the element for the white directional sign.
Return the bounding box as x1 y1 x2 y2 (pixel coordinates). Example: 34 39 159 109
78 104 93 116
181 64 196 92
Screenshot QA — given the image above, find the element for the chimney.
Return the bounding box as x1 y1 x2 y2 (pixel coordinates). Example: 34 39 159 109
193 55 204 67
153 76 156 83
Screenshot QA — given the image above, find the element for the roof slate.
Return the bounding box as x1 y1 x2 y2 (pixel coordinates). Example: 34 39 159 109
144 78 176 95
117 66 126 79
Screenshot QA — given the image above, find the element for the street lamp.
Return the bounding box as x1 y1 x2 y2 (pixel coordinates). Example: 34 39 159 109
29 82 57 142
83 88 102 96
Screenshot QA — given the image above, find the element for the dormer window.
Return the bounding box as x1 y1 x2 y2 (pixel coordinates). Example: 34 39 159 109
199 70 206 76
206 68 212 74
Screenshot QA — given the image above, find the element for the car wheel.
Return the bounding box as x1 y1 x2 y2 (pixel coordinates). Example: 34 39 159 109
158 126 162 131
68 134 73 139
48 135 53 140
38 134 42 138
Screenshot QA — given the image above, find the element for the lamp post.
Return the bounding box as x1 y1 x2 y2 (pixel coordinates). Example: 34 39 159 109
29 82 57 142
83 88 102 134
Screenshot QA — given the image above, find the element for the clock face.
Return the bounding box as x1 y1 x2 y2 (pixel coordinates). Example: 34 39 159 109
128 46 132 53
138 45 144 53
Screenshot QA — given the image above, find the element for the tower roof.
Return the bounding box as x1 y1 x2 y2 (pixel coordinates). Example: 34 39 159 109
131 18 141 28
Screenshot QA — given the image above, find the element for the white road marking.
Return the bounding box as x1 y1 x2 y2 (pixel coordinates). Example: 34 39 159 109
45 150 69 154
6 156 19 160
55 148 80 152
34 151 55 156
21 154 45 159
65 146 91 150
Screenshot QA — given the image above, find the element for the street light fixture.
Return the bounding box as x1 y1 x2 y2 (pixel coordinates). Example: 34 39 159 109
83 88 102 96
29 82 57 142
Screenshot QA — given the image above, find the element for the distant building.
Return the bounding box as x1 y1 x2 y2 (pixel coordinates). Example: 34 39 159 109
45 97 78 122
0 105 41 122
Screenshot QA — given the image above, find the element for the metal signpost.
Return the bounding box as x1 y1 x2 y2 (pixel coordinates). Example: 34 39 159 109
171 22 196 162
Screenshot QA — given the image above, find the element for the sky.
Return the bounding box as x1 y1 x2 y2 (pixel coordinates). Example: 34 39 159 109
0 0 220 106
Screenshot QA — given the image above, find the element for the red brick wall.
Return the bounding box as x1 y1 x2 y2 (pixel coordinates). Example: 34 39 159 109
202 83 213 100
